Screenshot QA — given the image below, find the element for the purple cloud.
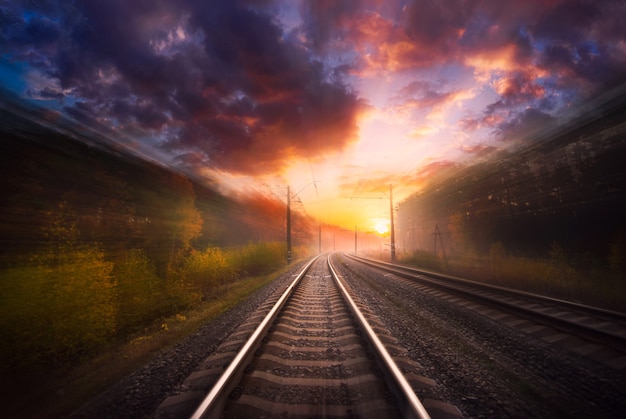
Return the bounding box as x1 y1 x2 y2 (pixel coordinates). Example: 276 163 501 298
2 0 366 176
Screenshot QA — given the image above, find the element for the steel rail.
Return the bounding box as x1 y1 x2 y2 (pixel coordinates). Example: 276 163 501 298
345 253 626 352
347 254 626 319
190 255 321 419
327 254 431 419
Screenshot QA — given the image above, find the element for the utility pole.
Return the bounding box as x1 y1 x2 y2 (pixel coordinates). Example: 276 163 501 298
283 182 317 263
354 225 357 254
286 185 291 263
433 224 448 268
389 184 396 262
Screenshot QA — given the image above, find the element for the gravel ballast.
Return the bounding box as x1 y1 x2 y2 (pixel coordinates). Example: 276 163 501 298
71 255 626 418
70 262 306 419
333 254 626 418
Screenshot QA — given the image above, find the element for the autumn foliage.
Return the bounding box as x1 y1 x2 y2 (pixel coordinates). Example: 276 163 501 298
0 113 314 370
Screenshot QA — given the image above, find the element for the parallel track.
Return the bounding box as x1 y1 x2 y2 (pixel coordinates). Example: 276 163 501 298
186 254 433 419
344 253 626 369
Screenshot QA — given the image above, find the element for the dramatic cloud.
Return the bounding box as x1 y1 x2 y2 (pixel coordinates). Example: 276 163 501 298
2 0 625 226
1 0 366 175
531 0 626 91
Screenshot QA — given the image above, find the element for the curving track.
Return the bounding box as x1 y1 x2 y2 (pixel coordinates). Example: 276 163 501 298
343 253 626 371
154 255 461 418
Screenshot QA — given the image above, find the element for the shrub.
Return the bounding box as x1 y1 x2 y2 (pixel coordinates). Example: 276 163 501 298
114 249 167 334
0 245 116 367
179 247 236 298
228 242 285 276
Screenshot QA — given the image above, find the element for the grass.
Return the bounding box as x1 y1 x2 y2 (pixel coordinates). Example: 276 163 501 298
3 266 286 419
393 249 626 313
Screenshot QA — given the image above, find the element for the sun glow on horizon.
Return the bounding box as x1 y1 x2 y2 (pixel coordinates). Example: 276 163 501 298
373 219 389 235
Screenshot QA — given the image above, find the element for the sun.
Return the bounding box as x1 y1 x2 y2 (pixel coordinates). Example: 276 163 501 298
374 219 389 235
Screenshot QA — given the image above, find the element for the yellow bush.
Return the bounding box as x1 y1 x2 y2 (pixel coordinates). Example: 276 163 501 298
227 242 286 276
0 245 116 366
177 247 236 299
114 249 167 334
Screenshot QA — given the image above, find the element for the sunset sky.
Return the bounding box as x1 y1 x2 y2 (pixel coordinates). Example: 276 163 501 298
2 0 625 232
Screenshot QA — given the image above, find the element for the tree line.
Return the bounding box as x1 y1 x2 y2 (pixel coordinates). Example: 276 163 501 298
396 89 626 306
0 105 315 369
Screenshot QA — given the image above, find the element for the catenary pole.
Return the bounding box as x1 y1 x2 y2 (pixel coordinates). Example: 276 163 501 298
390 184 396 262
286 185 291 263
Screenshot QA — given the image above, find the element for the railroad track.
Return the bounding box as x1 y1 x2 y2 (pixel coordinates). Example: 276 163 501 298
343 253 626 370
154 254 461 419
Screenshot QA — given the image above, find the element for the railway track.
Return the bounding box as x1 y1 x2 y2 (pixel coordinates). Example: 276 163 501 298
343 253 626 370
154 255 461 419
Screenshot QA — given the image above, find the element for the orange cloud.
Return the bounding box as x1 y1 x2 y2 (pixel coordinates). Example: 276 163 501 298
493 72 545 102
466 44 526 79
